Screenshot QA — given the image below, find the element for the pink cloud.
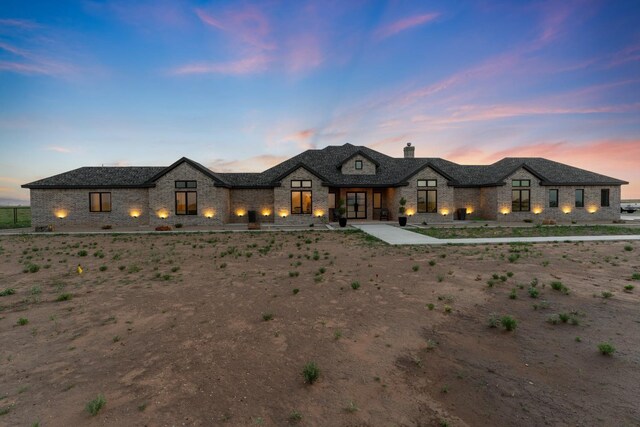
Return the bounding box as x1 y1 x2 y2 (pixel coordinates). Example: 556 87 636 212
172 54 270 75
208 154 288 172
285 34 324 73
282 128 316 149
195 7 274 51
375 13 439 40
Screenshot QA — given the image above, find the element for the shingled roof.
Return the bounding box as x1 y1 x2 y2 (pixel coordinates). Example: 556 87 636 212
22 143 628 189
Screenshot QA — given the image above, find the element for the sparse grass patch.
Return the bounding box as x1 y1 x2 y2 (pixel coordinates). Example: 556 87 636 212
623 284 634 292
0 288 16 297
56 293 73 302
597 342 615 356
17 317 29 326
412 264 420 272
288 410 302 422
302 361 320 384
550 281 570 294
631 272 640 280
262 312 274 321
85 394 106 416
500 315 517 331
351 281 360 290
601 291 613 299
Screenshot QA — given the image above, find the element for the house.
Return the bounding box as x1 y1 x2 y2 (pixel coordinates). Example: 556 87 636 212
22 143 628 228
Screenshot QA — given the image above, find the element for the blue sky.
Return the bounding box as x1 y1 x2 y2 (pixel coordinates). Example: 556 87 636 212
1 0 639 202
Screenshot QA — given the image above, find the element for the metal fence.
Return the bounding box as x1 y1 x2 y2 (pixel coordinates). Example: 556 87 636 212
0 206 31 228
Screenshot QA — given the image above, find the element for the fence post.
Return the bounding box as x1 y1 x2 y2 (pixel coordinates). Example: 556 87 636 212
14 207 17 225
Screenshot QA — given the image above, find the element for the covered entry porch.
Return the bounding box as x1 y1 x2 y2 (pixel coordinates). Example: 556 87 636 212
327 187 397 221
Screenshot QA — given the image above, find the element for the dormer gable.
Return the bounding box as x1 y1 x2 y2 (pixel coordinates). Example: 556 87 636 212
339 150 379 175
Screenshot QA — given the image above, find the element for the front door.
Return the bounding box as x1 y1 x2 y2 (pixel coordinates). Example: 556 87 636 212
346 192 367 219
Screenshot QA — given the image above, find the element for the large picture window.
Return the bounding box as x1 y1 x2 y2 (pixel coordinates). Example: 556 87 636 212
575 189 584 208
549 189 558 208
176 191 197 215
417 190 437 213
601 189 610 207
512 189 530 212
291 191 312 214
89 192 111 212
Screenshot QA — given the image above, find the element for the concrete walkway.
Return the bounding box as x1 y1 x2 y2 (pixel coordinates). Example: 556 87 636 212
353 223 640 245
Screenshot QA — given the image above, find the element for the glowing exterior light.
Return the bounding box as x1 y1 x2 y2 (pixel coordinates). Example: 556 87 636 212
563 208 571 214
279 210 289 218
203 209 215 218
130 210 141 218
236 209 245 217
406 209 414 217
262 210 271 217
533 208 542 215
588 206 597 214
441 209 449 216
55 209 67 219
157 209 169 219
465 207 474 214
314 210 324 217
500 208 510 215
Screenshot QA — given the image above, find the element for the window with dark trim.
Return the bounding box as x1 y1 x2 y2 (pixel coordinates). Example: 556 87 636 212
549 189 558 208
175 191 197 215
512 179 530 187
575 189 584 208
355 160 363 170
291 180 312 188
417 179 437 187
600 189 610 207
512 189 530 212
89 192 111 212
175 180 197 189
291 191 312 214
417 190 437 213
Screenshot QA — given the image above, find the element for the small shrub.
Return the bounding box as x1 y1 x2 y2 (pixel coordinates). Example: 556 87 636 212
427 303 435 310
175 223 183 229
597 342 615 356
632 272 640 281
17 317 29 326
601 291 613 299
550 281 569 294
0 288 16 297
412 265 420 272
344 401 358 413
558 313 570 323
292 288 299 295
85 394 106 416
262 312 274 321
508 254 520 263
56 293 72 302
429 260 436 266
488 313 500 328
334 330 342 340
351 281 360 290
501 315 517 331
24 264 40 273
101 225 112 230
78 250 88 257
99 265 107 272
289 410 302 422
302 361 320 384
546 314 560 325
443 304 452 313
623 284 634 292
509 289 517 299
624 245 633 251
289 271 299 277
528 287 539 298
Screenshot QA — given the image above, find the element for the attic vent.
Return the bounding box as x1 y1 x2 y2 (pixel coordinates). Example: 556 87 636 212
403 143 415 158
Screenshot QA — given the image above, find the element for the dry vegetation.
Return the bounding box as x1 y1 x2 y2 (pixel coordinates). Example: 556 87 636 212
0 230 639 426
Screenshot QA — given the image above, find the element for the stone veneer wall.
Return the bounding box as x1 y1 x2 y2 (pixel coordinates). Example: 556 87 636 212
479 187 498 220
340 154 376 175
148 162 229 226
228 189 275 223
495 168 621 222
30 188 149 228
453 187 482 219
395 167 454 223
274 167 328 225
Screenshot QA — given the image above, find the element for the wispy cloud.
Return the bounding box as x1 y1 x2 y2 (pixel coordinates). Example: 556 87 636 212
207 154 288 172
45 146 73 153
375 13 439 40
195 7 274 51
172 54 270 76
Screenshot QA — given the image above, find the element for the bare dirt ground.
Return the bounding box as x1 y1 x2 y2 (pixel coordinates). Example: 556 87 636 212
0 230 639 426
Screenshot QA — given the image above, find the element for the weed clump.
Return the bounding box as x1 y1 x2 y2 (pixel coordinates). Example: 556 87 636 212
597 342 615 356
85 394 106 416
302 361 320 384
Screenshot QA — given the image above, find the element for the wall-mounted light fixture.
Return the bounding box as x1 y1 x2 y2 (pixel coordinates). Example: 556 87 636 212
55 209 67 219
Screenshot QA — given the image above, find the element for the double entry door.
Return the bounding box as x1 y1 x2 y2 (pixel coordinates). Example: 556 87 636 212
346 192 367 219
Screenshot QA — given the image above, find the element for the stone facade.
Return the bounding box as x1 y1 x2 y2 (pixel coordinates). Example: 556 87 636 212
229 189 275 223
274 167 328 225
396 167 455 223
148 162 229 226
30 188 149 228
340 154 377 175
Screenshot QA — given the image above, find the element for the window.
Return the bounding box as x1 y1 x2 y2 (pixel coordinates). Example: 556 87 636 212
512 190 530 212
417 179 437 187
175 191 197 215
355 160 363 170
417 190 437 213
89 192 111 212
175 180 197 188
291 191 312 214
291 180 312 188
601 189 610 207
549 189 558 208
512 179 530 187
373 193 381 209
575 189 584 208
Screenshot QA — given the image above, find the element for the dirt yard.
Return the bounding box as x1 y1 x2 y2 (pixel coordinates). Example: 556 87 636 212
0 230 639 426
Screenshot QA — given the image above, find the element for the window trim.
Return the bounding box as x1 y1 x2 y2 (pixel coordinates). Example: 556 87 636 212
575 189 585 208
291 190 313 215
175 180 197 189
89 192 111 213
355 160 363 170
512 189 531 212
417 179 437 187
417 189 437 213
600 189 610 207
175 191 198 215
512 179 531 187
549 189 559 208
291 179 312 188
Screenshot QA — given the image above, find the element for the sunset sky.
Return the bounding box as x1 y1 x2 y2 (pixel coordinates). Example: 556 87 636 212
1 0 639 202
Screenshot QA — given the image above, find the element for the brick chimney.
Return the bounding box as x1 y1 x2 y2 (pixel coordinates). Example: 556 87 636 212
403 142 415 158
